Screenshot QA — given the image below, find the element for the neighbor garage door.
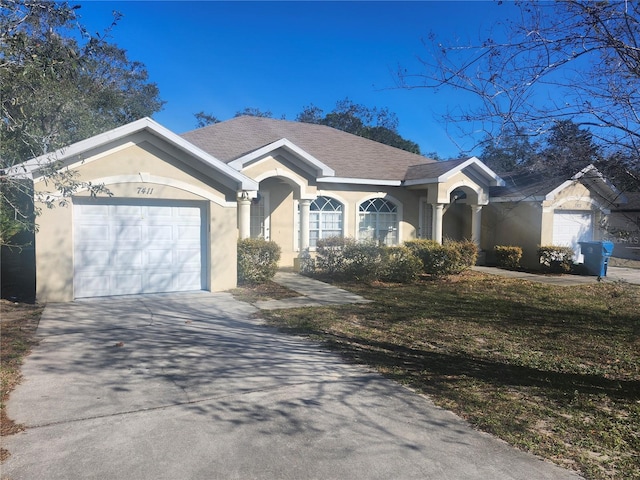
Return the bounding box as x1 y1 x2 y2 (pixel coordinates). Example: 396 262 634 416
73 199 205 298
552 211 593 263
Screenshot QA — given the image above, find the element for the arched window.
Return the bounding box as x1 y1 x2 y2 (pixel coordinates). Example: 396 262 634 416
308 196 343 247
358 198 398 245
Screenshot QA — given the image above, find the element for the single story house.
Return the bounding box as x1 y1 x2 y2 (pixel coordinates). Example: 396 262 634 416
8 116 627 302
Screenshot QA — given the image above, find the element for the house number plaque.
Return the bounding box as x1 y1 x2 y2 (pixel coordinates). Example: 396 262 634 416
136 187 155 195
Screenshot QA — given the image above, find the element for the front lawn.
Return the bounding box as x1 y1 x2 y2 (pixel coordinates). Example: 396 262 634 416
256 272 640 480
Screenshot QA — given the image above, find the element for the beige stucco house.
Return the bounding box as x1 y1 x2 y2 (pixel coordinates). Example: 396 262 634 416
11 116 626 302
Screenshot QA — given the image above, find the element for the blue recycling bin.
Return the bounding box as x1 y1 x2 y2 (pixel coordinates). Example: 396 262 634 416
579 241 614 277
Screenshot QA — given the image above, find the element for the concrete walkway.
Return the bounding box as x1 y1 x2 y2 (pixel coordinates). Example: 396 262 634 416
473 266 640 286
254 271 371 309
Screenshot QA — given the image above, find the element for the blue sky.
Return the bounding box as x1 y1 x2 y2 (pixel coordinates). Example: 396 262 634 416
76 1 520 158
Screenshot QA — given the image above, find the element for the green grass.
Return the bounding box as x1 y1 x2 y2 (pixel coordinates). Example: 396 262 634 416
257 272 640 480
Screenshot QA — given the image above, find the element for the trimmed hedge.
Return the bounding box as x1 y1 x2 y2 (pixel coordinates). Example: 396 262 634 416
494 245 523 270
312 237 422 283
405 239 478 276
315 236 356 277
538 245 574 273
237 238 281 284
380 246 423 283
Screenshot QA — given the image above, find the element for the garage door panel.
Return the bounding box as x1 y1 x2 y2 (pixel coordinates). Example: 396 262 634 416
76 249 111 267
77 225 110 242
147 226 173 241
74 200 205 298
113 274 143 295
147 249 173 264
178 225 201 240
114 249 143 267
553 211 593 263
113 205 143 217
75 275 111 298
146 273 173 292
176 248 201 266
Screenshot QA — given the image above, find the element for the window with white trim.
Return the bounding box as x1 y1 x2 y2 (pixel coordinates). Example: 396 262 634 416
309 196 343 247
297 196 344 249
358 198 398 245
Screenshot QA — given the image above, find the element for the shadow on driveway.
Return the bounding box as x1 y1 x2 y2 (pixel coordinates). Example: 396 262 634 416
4 292 581 480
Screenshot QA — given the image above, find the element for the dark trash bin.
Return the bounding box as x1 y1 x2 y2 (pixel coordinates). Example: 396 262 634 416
579 241 614 277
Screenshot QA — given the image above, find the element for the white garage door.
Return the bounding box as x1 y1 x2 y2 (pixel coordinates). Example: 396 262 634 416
73 200 205 298
552 211 593 263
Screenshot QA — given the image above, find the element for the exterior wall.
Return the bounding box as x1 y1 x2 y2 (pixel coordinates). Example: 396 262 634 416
483 202 543 268
253 178 423 267
485 183 609 269
34 137 238 302
316 183 422 244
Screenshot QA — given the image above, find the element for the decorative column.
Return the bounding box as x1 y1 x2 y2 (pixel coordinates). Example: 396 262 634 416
299 199 311 250
238 192 252 240
433 203 444 244
471 204 483 246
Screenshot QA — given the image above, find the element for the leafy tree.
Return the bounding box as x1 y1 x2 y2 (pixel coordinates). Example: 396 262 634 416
296 98 420 154
234 107 273 118
534 120 601 176
398 0 640 178
480 126 539 173
194 111 220 127
0 0 164 245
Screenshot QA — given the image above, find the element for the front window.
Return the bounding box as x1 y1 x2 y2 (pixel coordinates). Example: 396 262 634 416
305 196 344 248
358 198 398 245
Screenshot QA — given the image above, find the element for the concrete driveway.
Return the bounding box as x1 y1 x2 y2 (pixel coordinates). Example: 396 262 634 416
4 293 581 480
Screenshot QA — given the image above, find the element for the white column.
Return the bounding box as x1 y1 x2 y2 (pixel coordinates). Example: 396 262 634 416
471 204 483 246
433 203 444 244
238 193 252 240
299 199 311 250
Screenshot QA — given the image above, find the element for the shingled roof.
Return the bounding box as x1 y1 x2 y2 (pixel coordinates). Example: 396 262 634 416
181 116 436 181
491 165 628 207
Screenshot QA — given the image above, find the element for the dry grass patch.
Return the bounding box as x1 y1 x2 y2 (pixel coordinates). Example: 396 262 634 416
261 272 640 480
1 299 42 462
230 280 300 304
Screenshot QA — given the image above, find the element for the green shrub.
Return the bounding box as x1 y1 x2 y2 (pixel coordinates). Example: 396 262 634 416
381 246 423 283
405 239 440 270
456 239 479 269
494 245 523 270
538 245 574 273
237 238 281 284
298 248 316 276
405 239 477 276
343 240 385 282
315 236 355 277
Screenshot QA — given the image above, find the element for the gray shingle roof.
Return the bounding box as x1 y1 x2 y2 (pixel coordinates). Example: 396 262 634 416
181 116 436 181
490 171 566 199
404 158 470 181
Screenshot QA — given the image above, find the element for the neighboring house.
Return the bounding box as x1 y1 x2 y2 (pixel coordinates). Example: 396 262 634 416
7 116 627 302
606 192 640 261
486 167 626 266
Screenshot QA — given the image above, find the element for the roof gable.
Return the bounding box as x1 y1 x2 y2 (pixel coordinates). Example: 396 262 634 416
491 165 627 206
227 138 335 177
404 157 504 187
10 117 258 192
